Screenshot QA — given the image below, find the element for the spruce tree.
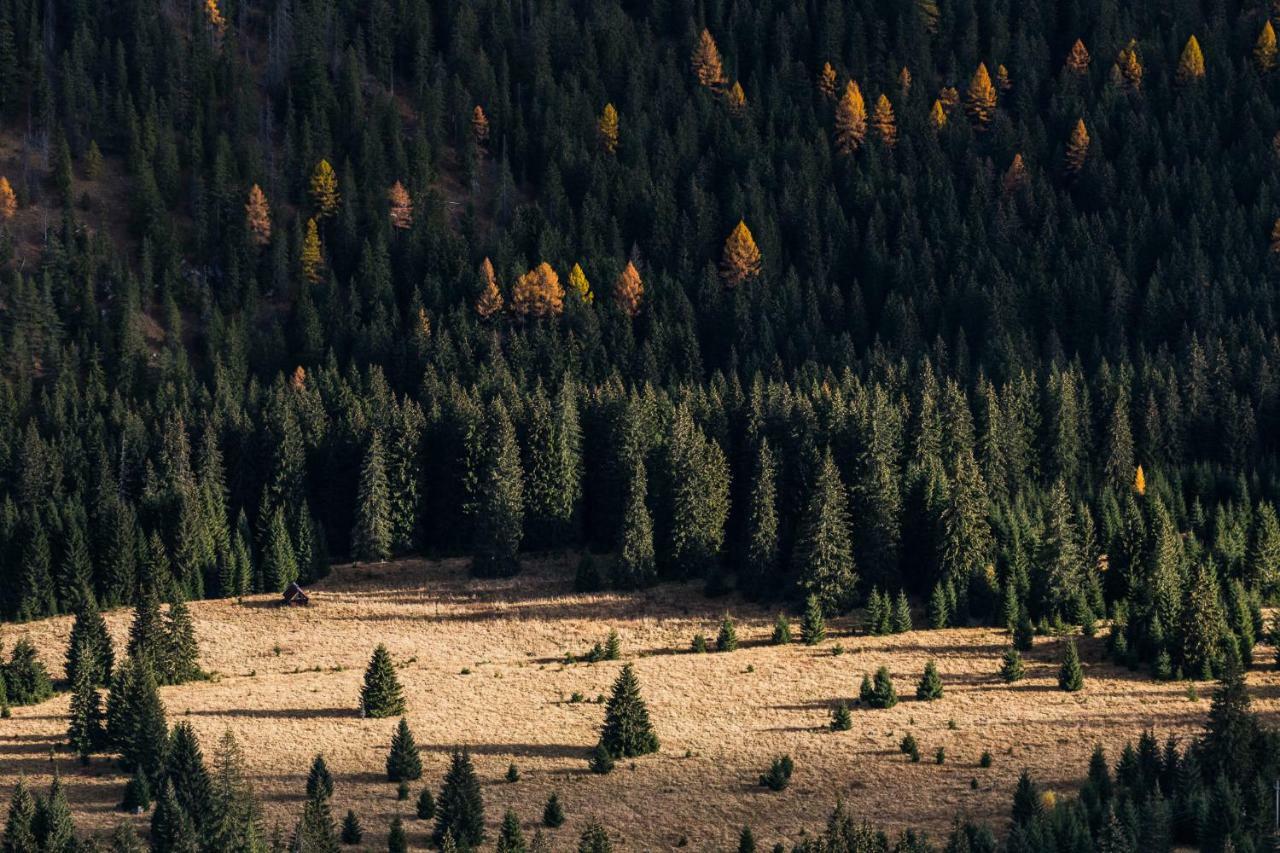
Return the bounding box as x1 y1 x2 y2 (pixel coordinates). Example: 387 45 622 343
792 450 857 614
119 771 152 813
1000 648 1025 682
743 441 780 597
416 789 435 820
577 821 612 853
307 754 335 801
68 642 105 762
340 811 362 844
65 599 114 687
665 405 729 578
916 661 943 700
830 702 852 731
207 730 265 851
352 431 392 562
37 775 75 853
387 816 407 853
293 791 340 853
260 508 298 593
165 722 212 835
542 793 564 828
771 613 792 645
614 457 656 589
716 614 738 652
496 809 526 853
6 637 53 705
891 591 912 633
109 822 146 852
386 717 423 782
164 596 201 684
598 663 659 758
738 826 755 853
1058 640 1084 692
433 749 485 849
150 779 198 853
1181 558 1231 680
360 645 405 718
800 595 826 645
471 399 525 578
928 582 950 629
1011 771 1042 825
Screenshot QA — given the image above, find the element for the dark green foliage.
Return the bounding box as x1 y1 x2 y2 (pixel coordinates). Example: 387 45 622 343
574 554 603 593
899 734 919 762
34 776 75 853
771 613 792 645
577 821 612 853
542 793 564 828
979 751 992 768
793 450 857 615
119 772 151 814
800 595 826 646
307 754 335 802
738 826 755 853
340 811 362 845
496 809 526 853
68 648 105 762
107 656 168 787
928 582 950 629
935 747 946 765
398 780 410 800
433 749 485 849
109 822 146 852
830 702 852 731
614 457 656 590
351 431 392 562
1000 648 1025 683
65 600 114 687
5 638 53 705
360 645 405 718
759 755 794 791
716 615 738 652
598 663 658 758
1013 612 1035 652
587 743 615 774
387 816 407 853
891 592 912 634
471 399 524 579
1011 771 1041 825
417 788 436 820
602 630 621 661
690 634 708 653
386 717 423 782
506 762 520 783
743 442 780 598
916 661 943 701
1058 640 1084 692
164 722 212 833
293 792 340 853
150 780 198 853
860 666 898 709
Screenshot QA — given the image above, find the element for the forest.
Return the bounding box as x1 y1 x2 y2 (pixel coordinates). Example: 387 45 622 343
3 0 1280 849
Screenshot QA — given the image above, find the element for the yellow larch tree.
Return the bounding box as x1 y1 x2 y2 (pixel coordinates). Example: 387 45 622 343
245 184 271 246
818 62 837 99
388 181 413 230
898 67 912 96
598 103 620 154
997 64 1013 92
476 257 504 319
1002 153 1028 195
568 263 593 304
1065 39 1091 75
929 99 948 129
726 81 747 116
1114 40 1143 92
965 63 997 125
309 159 340 219
834 80 867 155
1256 21 1277 72
614 261 644 318
1134 465 1146 496
692 29 726 89
472 106 490 151
512 262 565 318
204 0 227 36
872 94 897 148
301 218 324 283
938 85 960 111
1270 218 1280 254
1065 119 1090 176
1177 35 1205 83
0 176 18 222
720 220 762 288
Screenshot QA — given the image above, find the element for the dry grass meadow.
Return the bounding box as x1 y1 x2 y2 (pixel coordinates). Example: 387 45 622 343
4 556 1280 850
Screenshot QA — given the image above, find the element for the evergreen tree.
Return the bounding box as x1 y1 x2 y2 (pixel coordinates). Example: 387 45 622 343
1000 648 1025 682
67 649 105 762
352 431 392 562
5 638 52 705
743 441 779 597
1182 558 1231 680
360 645 405 718
830 702 852 731
665 406 729 579
165 722 212 836
1011 771 1041 825
293 791 340 853
614 457 656 589
891 592 912 633
433 749 485 849
771 613 792 645
793 450 857 615
387 816 407 853
386 717 423 782
577 821 612 853
65 597 114 688
598 663 659 758
417 789 435 820
496 809 526 853
340 811 362 845
542 793 564 828
150 779 198 853
207 730 265 851
801 595 826 645
164 596 201 684
738 826 755 853
261 508 299 593
307 754 335 802
716 615 738 652
1058 640 1084 692
916 661 943 700
471 400 524 578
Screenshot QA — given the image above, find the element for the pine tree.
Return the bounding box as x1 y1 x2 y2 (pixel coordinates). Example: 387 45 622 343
793 450 856 615
471 399 524 578
1065 39 1091 74
68 649 104 762
965 63 997 125
577 821 612 853
817 62 837 99
1065 119 1090 175
871 94 897 147
743 441 779 597
1058 640 1084 692
928 582 950 629
613 261 643 318
771 613 792 645
597 104 619 155
207 730 265 851
150 779 198 853
360 645 405 718
691 29 725 88
1002 154 1029 195
496 809 526 853
301 218 324 283
834 80 867 154
599 663 659 758
720 220 762 287
0 176 16 221
891 591 912 633
567 263 593 304
340 811 362 844
120 771 152 814
862 666 898 709
245 184 271 246
4 780 37 851
417 788 436 819
309 160 340 218
387 181 413 230
388 816 407 853
6 638 53 705
476 257 504 319
1000 647 1025 682
615 457 656 589
472 106 490 151
433 749 485 849
261 507 298 593
801 594 826 645
386 717 423 782
666 405 729 578
916 661 943 700
542 793 564 828
511 263 564 319
352 431 392 562
1177 35 1206 84
1257 22 1277 72
307 754 335 802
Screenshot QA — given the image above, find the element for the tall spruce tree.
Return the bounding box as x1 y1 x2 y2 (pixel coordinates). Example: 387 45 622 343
598 663 659 758
614 457 656 589
433 749 485 850
471 399 524 578
351 431 392 562
386 717 423 782
742 440 779 598
360 644 405 718
793 450 857 614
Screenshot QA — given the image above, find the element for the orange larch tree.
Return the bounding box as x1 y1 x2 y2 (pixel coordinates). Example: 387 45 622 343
1065 39 1091 74
614 261 644 318
691 29 726 89
1270 219 1280 255
1177 35 1205 84
245 184 271 246
388 181 413 230
301 218 324 283
872 95 897 148
834 80 867 155
472 106 490 152
309 159 340 219
720 221 762 288
1114 41 1143 92
204 0 227 37
598 104 619 154
726 81 747 116
1065 119 1090 176
0 176 18 222
898 67 912 96
512 262 565 318
1002 154 1028 195
476 258 504 319
997 64 1013 92
929 100 948 129
965 63 997 125
1256 21 1277 72
818 62 837 99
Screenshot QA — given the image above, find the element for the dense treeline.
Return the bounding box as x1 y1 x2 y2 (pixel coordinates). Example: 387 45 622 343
2 0 1280 687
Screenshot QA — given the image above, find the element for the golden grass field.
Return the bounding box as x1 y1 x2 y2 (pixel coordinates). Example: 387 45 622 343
4 556 1280 850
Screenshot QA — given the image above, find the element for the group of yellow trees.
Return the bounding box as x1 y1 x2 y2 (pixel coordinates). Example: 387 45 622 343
691 29 747 116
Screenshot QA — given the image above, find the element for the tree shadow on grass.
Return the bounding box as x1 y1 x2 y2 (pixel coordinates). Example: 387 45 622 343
177 706 355 720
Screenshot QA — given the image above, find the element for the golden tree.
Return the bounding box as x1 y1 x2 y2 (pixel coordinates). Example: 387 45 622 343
872 94 897 148
1065 39 1091 74
568 263 594 304
1271 219 1280 254
476 258 504 319
1002 153 1028 195
1114 40 1143 92
965 63 997 125
245 184 271 246
1256 21 1277 72
1064 119 1090 176
204 0 227 35
301 218 324 283
614 261 644 318
726 81 747 116
720 220 762 288
309 159 340 219
290 366 306 391
1134 465 1146 496
818 62 837 99
691 29 726 88
1177 35 1205 83
598 103 620 154
997 64 1013 92
0 176 18 222
512 262 565 318
938 86 959 111
898 66 912 96
834 80 867 155
472 106 490 151
929 99 948 129
388 181 413 230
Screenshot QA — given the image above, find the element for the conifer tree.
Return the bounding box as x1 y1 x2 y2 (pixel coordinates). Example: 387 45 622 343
716 615 738 652
511 263 565 319
1257 22 1277 72
151 779 197 853
1000 647 1025 682
666 405 729 578
0 176 16 221
725 81 747 116
597 104 619 155
1181 559 1231 680
834 81 867 155
916 661 943 700
4 779 38 852
817 62 837 99
387 181 413 230
577 821 612 853
871 94 897 147
691 30 725 88
164 596 201 684
386 717 423 782
472 399 524 578
801 594 826 645
472 106 490 151
388 816 407 853
360 645 405 718
862 666 898 709
38 775 75 853
433 749 485 849
68 649 104 762
207 730 265 851
309 160 340 219
542 793 564 828
615 457 656 589
301 218 324 283
352 431 392 562
1177 35 1206 83
66 599 114 687
965 63 997 125
5 638 53 705
830 702 852 731
738 826 755 853
293 790 339 853
1011 771 1041 825
613 261 643 318
261 507 298 593
720 220 762 287
307 754 335 802
567 264 593 304
165 722 212 836
598 663 659 758
891 591 912 633
743 441 779 597
929 100 947 129
417 788 436 820
340 811 362 844
245 184 271 246
1065 119 1090 176
1065 39 1091 74
496 809 526 853
793 450 856 615
1058 640 1084 692
1115 40 1143 91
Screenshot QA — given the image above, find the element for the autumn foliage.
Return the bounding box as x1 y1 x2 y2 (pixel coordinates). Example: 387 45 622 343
872 95 897 148
568 263 593 304
245 184 271 246
0 177 17 222
965 63 997 125
472 106 490 151
1177 35 1206 83
512 262 564 318
1114 41 1143 91
1065 39 1090 75
598 104 619 154
818 62 837 99
721 221 762 288
691 29 725 88
309 159 340 219
726 81 747 116
476 258 503 319
388 181 413 230
834 80 867 155
929 100 947 129
301 218 324 283
1065 119 1090 176
614 261 644 318
1002 154 1028 195
1256 21 1277 72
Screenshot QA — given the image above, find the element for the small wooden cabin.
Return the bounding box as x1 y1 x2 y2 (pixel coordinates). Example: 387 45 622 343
283 582 310 606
